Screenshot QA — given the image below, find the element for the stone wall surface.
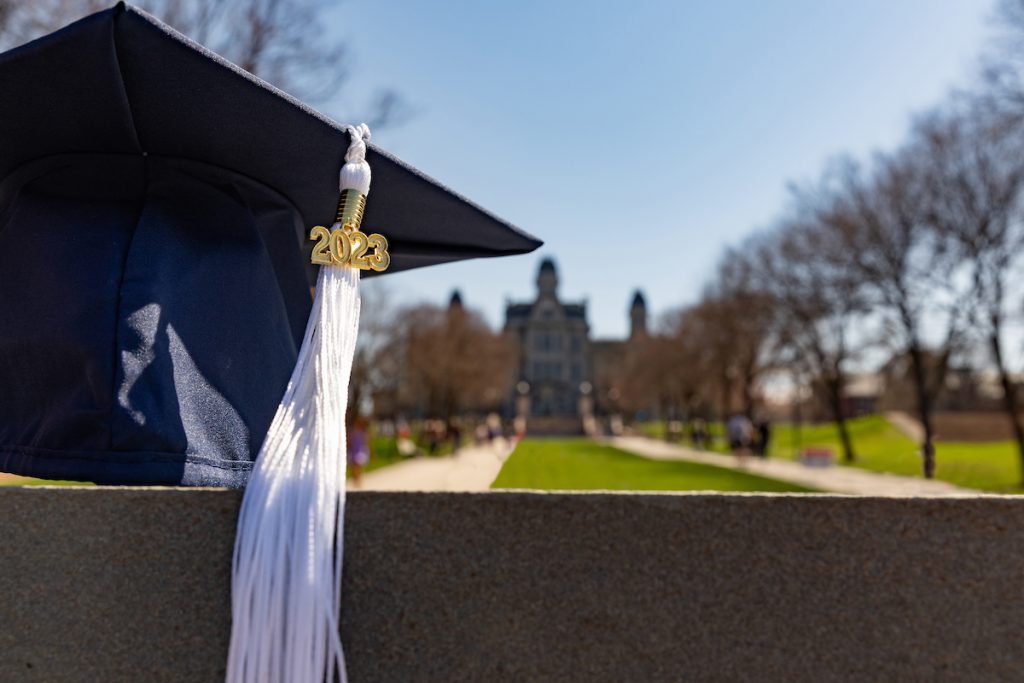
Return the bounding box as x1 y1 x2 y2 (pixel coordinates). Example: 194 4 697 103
1 488 1023 682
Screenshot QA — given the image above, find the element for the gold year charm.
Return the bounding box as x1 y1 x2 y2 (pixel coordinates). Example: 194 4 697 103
310 225 390 272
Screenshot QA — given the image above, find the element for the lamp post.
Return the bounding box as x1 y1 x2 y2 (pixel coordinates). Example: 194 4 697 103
515 381 530 437
578 382 595 435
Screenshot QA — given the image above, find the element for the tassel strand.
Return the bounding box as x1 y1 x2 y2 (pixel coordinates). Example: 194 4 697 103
227 124 372 683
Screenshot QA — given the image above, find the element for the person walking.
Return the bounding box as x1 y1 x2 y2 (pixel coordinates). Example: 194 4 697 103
726 413 754 464
691 419 708 451
347 416 372 488
755 419 772 458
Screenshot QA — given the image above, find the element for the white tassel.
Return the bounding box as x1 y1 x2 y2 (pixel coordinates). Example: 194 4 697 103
227 124 372 683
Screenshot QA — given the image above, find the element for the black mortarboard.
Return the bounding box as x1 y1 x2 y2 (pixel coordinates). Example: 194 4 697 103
0 3 540 488
1 8 541 678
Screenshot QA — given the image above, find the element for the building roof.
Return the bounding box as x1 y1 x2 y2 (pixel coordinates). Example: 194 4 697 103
563 304 586 320
504 300 587 322
506 303 533 321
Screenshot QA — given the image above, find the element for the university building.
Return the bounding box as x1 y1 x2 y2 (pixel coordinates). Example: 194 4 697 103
503 258 647 432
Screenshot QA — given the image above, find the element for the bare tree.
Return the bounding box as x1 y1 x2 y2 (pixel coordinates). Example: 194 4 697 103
752 213 867 462
0 0 408 127
680 252 778 424
916 105 1024 481
826 153 969 478
684 297 740 423
982 0 1024 127
348 281 397 418
387 299 513 421
713 248 779 419
612 329 692 423
662 306 723 421
0 1 15 40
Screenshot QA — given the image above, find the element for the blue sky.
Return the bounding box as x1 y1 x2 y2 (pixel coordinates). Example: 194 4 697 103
326 1 995 338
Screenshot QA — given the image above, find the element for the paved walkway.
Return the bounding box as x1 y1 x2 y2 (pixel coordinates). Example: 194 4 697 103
610 436 979 496
885 410 926 442
353 441 512 492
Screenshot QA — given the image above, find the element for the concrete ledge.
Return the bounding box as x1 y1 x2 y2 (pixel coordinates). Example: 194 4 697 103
1 489 1023 682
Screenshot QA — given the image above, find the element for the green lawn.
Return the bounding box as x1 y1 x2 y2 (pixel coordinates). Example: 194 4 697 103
642 415 1024 494
360 436 409 475
640 420 728 451
491 439 816 492
767 415 1024 493
0 476 90 487
767 414 914 462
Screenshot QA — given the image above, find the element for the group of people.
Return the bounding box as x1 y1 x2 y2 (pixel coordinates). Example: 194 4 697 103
419 414 512 454
675 415 772 459
726 414 772 460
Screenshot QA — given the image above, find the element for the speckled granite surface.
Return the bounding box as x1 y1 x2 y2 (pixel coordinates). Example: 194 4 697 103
1 489 1022 682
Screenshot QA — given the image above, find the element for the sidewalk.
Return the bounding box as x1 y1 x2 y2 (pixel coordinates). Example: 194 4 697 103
610 436 979 496
352 441 512 492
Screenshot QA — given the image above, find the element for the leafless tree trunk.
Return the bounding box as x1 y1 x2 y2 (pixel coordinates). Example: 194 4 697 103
991 326 1024 479
822 374 855 463
906 337 938 478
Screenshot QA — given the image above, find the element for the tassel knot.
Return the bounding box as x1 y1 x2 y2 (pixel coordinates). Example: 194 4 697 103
344 124 371 163
339 124 372 196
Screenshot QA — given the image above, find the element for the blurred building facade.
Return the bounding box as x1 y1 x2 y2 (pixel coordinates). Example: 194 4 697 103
504 258 647 432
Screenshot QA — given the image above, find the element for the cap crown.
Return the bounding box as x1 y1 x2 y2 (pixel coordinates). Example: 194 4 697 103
0 5 540 485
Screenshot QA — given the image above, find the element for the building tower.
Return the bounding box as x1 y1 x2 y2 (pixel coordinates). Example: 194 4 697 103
537 257 558 298
629 290 648 339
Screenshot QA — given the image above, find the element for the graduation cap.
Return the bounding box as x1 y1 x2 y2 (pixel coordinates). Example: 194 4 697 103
0 4 540 681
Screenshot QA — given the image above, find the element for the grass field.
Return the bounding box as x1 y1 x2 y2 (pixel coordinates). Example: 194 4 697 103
0 475 90 487
361 436 412 475
767 415 1024 493
645 415 1024 494
491 439 816 492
